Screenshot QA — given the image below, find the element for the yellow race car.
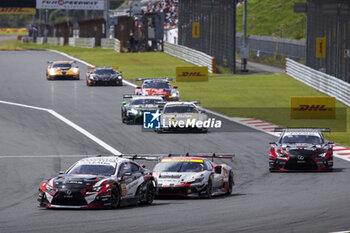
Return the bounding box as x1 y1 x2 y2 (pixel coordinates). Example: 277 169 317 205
46 61 80 80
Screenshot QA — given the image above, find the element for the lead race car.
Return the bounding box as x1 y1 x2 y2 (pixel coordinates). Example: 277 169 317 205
135 78 179 101
152 153 234 198
38 156 156 209
46 61 80 80
269 128 334 172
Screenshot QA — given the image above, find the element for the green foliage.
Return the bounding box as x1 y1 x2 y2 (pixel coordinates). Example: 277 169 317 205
236 0 306 39
0 15 32 28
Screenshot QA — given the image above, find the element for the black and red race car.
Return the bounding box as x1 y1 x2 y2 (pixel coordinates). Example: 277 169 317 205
269 128 334 172
38 156 156 209
134 78 179 101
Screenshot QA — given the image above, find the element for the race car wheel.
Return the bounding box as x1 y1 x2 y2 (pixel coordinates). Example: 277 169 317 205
110 185 120 209
204 180 213 199
143 180 155 205
226 173 233 195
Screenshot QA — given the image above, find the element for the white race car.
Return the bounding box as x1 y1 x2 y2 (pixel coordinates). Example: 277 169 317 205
158 101 208 133
153 154 234 198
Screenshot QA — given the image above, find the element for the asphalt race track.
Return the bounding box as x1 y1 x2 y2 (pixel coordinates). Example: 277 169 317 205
0 50 349 233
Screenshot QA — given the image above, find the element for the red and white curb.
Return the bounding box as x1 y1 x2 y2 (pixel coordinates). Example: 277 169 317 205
232 118 350 162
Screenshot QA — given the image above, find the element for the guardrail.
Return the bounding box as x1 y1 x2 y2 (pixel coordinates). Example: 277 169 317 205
68 37 95 48
47 37 64 46
36 37 44 45
101 39 115 49
114 38 122 53
164 42 216 73
286 58 350 107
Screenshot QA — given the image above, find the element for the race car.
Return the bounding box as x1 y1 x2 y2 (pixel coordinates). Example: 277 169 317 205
86 66 123 86
153 153 234 198
121 95 164 124
135 78 179 101
38 156 156 209
46 61 80 80
157 101 208 133
269 128 334 172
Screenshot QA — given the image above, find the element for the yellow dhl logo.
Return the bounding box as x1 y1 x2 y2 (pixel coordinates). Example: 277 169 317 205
176 67 208 82
290 96 335 119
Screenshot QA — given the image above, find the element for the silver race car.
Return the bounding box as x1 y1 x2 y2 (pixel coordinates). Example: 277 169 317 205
153 154 234 198
157 101 208 133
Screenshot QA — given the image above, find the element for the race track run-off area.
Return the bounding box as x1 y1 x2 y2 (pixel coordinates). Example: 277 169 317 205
0 50 350 233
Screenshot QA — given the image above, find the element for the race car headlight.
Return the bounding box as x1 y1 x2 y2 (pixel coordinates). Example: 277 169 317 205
86 183 111 195
89 75 96 80
49 69 56 75
45 183 56 195
128 108 139 115
188 176 204 183
72 68 79 73
117 75 122 80
317 152 327 158
276 151 289 160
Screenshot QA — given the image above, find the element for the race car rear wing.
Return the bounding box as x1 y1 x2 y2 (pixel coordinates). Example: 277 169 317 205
168 153 234 161
274 128 331 132
123 94 138 99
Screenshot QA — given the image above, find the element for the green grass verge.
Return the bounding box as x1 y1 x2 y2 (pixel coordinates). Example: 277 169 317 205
1 40 349 146
236 0 306 40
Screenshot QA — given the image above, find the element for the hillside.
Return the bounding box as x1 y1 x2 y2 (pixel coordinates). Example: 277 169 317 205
236 0 306 40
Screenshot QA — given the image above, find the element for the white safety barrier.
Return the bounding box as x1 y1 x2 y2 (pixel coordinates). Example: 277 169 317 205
68 37 95 48
36 37 44 45
114 38 122 53
101 38 115 49
164 42 216 73
286 58 350 107
47 37 64 46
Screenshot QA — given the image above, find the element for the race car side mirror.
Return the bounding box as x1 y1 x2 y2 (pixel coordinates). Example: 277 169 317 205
136 86 141 89
328 141 334 144
214 165 222 174
122 101 126 105
59 171 65 174
141 164 146 168
269 142 276 145
173 85 178 89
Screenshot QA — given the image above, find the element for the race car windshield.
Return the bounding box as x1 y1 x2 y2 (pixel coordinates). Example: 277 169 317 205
143 82 170 89
53 63 71 68
131 99 159 105
281 135 323 144
95 70 116 75
67 164 116 176
154 162 204 172
163 105 198 114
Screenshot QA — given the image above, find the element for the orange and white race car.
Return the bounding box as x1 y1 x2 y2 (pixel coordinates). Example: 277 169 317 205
46 61 80 80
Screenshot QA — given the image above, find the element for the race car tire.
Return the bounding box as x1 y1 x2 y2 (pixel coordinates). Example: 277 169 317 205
110 185 120 209
204 180 213 199
145 180 156 205
226 173 233 195
140 180 155 205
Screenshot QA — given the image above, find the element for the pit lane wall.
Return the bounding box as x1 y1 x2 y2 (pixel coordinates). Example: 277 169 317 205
286 58 350 107
164 42 216 73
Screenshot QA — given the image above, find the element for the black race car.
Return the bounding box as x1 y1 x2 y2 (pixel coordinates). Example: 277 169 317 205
38 156 156 209
86 67 123 86
269 128 334 172
121 95 164 124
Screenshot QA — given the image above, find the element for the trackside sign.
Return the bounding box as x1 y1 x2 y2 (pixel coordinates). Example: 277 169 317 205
36 0 105 10
176 67 208 82
290 96 336 119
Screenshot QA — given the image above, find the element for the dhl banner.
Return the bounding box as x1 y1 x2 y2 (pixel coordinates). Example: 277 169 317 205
192 22 200 38
0 28 28 35
316 37 326 58
176 67 208 82
0 8 36 15
290 96 335 119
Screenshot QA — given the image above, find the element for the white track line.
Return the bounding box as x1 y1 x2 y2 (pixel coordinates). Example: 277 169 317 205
47 50 350 162
0 100 121 155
